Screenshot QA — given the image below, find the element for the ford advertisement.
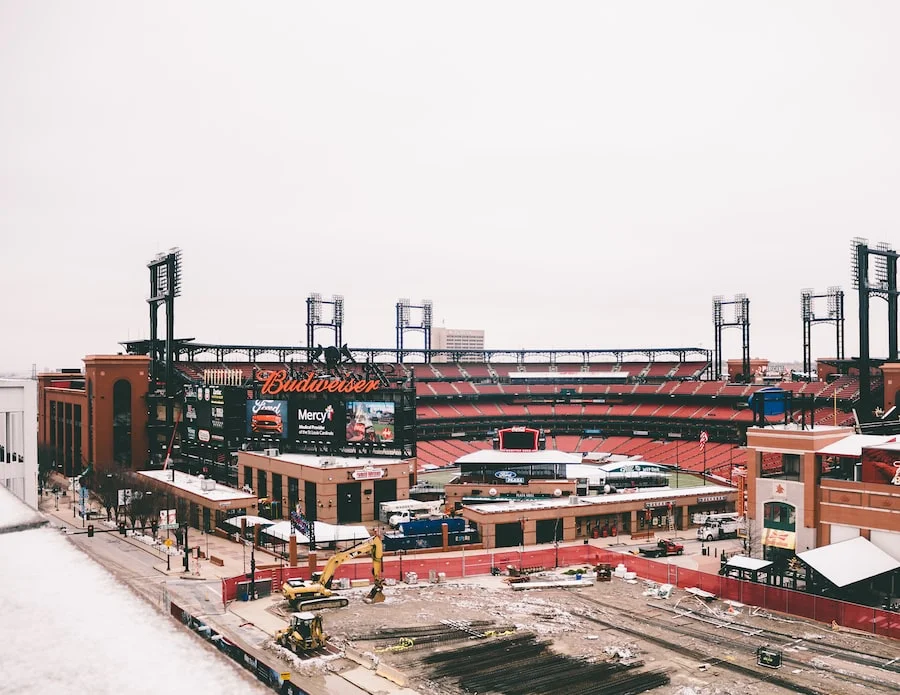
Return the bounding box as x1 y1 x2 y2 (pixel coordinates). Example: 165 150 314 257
295 401 337 439
246 399 288 439
345 401 395 443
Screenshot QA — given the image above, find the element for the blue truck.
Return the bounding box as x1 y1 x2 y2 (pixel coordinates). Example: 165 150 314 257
398 517 465 536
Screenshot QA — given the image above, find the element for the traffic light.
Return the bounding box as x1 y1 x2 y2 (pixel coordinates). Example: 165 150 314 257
87 524 94 538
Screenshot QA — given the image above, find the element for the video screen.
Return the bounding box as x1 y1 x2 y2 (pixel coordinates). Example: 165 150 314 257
246 399 289 439
499 428 539 451
345 401 395 443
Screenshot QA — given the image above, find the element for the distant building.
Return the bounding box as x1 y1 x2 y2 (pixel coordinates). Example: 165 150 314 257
0 378 38 508
432 328 485 361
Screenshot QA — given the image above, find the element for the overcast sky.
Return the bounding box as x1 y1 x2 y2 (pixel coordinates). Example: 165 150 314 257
2 2 899 373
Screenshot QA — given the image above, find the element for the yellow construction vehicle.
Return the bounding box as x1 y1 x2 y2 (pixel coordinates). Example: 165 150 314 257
282 535 385 610
274 612 326 654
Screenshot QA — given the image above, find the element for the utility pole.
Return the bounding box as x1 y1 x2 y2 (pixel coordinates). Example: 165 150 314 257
182 523 190 572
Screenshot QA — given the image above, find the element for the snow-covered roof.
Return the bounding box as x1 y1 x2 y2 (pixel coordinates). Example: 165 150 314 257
817 434 895 457
464 485 734 514
137 470 256 505
248 451 407 470
725 555 772 571
796 537 900 587
455 450 582 466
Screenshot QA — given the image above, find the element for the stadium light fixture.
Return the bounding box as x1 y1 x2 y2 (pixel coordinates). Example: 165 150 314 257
712 296 723 323
826 286 841 318
309 293 322 323
874 241 893 291
333 295 344 326
422 300 433 328
801 289 813 321
850 237 867 290
734 293 748 323
398 298 410 327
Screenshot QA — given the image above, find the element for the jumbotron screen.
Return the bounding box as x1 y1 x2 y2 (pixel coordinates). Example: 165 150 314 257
498 427 539 451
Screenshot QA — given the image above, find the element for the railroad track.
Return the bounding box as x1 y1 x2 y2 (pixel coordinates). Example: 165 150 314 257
571 592 899 694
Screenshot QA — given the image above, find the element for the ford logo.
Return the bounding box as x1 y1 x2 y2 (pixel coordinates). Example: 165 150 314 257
495 470 518 480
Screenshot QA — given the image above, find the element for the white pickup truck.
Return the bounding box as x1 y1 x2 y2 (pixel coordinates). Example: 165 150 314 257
388 508 444 528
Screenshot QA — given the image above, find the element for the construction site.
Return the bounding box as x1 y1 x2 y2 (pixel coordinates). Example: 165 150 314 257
225 550 900 695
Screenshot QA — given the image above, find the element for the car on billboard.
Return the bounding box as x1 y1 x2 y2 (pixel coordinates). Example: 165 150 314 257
251 408 284 434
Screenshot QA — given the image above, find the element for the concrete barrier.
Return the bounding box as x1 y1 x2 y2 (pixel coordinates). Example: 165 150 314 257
209 555 224 567
376 662 408 687
344 646 376 669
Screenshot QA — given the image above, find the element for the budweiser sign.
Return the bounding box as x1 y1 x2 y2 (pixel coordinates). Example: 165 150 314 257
258 370 381 396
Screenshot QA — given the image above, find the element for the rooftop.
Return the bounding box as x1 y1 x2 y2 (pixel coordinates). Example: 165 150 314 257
248 451 408 470
455 450 583 466
137 470 257 504
464 484 735 514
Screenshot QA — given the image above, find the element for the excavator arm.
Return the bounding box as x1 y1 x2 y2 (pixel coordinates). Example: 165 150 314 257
317 535 384 589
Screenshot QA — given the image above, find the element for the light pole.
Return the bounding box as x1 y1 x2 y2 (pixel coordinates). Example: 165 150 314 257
398 549 406 582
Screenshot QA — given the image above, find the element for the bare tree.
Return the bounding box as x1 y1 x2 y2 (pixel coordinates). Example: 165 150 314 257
96 471 121 522
37 445 56 495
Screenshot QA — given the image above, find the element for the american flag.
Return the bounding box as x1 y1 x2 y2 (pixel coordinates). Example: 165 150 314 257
699 430 709 451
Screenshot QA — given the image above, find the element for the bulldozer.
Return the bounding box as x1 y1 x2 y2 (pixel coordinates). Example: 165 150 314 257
275 612 326 654
282 535 386 610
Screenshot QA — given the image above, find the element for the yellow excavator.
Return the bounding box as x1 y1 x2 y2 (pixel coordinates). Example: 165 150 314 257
282 535 385 610
274 612 327 654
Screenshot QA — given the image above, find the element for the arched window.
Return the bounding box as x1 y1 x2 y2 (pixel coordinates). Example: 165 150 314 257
112 379 132 467
763 501 795 531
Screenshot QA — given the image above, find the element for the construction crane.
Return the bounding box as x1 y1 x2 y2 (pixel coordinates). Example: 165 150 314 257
282 535 385 610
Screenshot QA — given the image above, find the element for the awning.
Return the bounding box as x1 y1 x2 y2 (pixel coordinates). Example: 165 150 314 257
762 528 796 550
222 515 275 529
725 555 773 572
796 537 900 588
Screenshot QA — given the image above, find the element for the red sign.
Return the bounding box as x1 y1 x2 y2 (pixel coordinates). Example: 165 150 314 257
352 467 385 480
258 370 381 396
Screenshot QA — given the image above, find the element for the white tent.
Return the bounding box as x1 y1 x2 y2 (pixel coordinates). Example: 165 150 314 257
222 515 276 529
796 537 900 588
261 520 370 545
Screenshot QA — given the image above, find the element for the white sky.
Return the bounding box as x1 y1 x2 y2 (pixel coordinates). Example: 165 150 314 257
2 2 900 372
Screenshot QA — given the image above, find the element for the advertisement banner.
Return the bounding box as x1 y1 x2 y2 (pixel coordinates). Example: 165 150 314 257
246 399 288 439
294 401 337 439
860 446 900 486
345 401 395 443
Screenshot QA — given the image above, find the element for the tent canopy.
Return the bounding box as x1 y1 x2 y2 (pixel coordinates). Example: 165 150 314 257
796 537 900 588
222 515 275 529
261 520 370 544
725 555 772 572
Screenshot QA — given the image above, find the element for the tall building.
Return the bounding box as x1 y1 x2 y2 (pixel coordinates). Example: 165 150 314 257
431 328 485 361
0 378 38 508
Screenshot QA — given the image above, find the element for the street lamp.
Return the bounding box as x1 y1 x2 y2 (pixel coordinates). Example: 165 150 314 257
398 549 406 582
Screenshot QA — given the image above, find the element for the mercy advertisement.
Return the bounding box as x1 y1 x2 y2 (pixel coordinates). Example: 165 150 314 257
246 399 288 439
295 401 338 439
345 401 395 443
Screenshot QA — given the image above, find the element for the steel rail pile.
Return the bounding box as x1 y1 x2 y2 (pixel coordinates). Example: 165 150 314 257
573 593 898 695
421 633 670 695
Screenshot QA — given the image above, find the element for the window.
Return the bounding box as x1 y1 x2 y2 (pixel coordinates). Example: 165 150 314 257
244 466 253 490
763 502 796 531
257 470 268 499
112 379 132 467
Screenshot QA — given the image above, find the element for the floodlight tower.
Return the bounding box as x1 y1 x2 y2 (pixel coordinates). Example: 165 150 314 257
147 248 183 463
800 286 845 378
306 293 344 360
712 294 750 381
396 299 433 362
851 238 899 417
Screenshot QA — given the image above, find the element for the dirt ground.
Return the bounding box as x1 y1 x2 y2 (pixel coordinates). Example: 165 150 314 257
258 568 900 695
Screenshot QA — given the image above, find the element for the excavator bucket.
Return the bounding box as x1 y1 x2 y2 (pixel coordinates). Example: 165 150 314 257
366 579 385 603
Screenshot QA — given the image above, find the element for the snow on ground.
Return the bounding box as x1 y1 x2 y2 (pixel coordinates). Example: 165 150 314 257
0 488 267 695
0 485 44 529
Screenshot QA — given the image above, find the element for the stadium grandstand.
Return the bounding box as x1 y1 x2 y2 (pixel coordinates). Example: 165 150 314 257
130 345 866 479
